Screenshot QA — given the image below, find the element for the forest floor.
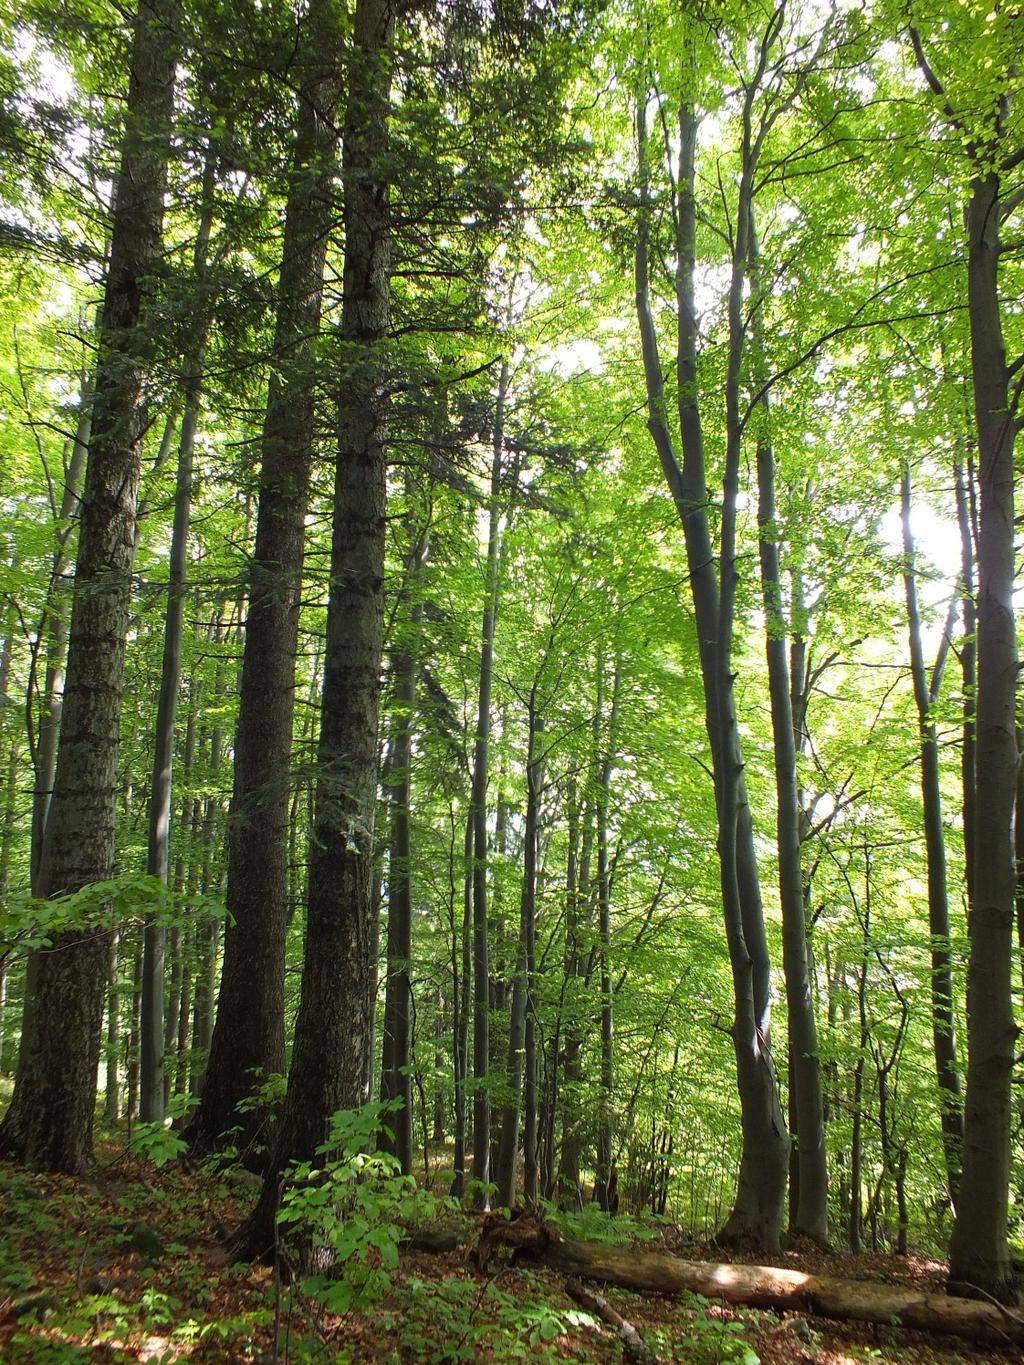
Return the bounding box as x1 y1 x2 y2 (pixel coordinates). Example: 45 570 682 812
0 1130 1020 1364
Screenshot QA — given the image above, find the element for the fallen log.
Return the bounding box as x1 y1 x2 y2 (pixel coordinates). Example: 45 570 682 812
474 1212 1024 1348
565 1278 661 1364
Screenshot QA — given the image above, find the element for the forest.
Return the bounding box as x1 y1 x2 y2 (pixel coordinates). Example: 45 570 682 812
0 0 1021 1358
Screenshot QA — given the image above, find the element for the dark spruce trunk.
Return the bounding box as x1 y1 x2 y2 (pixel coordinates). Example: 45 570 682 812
0 0 177 1173
187 0 343 1159
232 0 393 1262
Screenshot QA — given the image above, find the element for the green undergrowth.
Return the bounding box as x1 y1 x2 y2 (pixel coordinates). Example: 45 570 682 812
0 1129 1014 1364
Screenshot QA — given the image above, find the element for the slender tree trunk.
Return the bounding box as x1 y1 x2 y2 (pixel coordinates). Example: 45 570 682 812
948 169 1019 1304
141 149 216 1124
104 932 120 1122
0 0 177 1172
450 809 473 1198
232 0 394 1261
495 701 542 1206
849 936 868 1254
191 701 226 1091
900 463 964 1205
0 735 19 1070
470 359 510 1208
594 659 619 1212
187 0 343 1158
557 783 584 1209
522 720 542 1206
127 938 143 1122
433 996 446 1145
747 243 827 1242
634 97 787 1250
380 524 428 1175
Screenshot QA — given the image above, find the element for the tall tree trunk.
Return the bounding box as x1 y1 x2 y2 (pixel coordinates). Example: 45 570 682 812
141 148 216 1124
749 236 828 1243
450 809 473 1198
495 700 542 1207
594 657 619 1212
104 932 120 1122
900 463 964 1205
232 0 394 1260
0 0 177 1172
380 524 428 1175
954 455 977 905
187 0 343 1158
948 168 1019 1305
470 359 510 1208
556 782 584 1209
634 97 787 1250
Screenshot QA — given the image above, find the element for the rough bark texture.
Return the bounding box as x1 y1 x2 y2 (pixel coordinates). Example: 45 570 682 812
0 0 177 1173
231 0 393 1261
186 0 343 1160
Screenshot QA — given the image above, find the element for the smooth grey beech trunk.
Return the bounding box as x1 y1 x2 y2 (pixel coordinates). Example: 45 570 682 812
953 457 977 904
635 97 787 1250
233 0 394 1262
947 166 1019 1304
752 390 829 1241
0 0 177 1173
186 0 343 1160
900 463 964 1206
